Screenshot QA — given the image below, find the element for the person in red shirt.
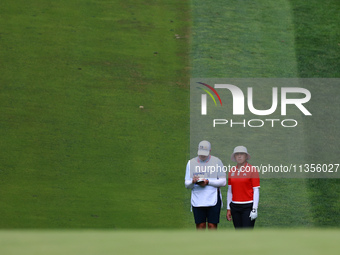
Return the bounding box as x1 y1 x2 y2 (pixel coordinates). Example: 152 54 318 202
226 146 260 229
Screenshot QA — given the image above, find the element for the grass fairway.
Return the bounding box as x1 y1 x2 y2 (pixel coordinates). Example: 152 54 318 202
289 0 340 227
191 0 310 228
191 0 340 229
0 0 190 228
1 229 340 254
191 0 299 77
0 0 339 233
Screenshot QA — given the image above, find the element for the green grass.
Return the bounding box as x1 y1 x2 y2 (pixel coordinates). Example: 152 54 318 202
0 0 190 228
0 0 339 230
289 0 340 227
190 0 310 228
191 0 340 228
290 0 340 77
191 0 299 77
1 229 340 254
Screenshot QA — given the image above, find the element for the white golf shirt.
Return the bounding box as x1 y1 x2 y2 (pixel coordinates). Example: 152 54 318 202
185 155 226 207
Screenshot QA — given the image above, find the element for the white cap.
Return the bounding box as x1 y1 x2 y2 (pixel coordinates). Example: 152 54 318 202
197 140 211 156
231 146 251 162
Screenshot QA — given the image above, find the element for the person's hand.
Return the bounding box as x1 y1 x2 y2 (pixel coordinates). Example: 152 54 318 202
192 176 199 184
249 208 257 221
197 179 209 187
226 210 232 221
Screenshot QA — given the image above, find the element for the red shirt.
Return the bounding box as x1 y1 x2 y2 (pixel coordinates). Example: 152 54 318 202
228 163 260 202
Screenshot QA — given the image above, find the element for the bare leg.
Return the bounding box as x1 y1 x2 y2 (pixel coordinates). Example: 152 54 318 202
208 223 217 230
196 222 206 230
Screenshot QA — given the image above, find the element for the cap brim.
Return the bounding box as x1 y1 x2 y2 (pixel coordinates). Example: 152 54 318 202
198 150 209 156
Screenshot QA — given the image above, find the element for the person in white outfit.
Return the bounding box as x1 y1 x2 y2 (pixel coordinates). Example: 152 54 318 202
185 141 226 229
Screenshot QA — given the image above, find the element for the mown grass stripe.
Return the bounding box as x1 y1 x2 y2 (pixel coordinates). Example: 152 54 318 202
289 0 340 226
190 0 315 228
191 0 299 78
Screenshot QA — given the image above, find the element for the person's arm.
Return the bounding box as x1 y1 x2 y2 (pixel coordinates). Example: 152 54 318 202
249 187 260 221
185 179 194 189
252 187 260 209
251 168 260 210
227 185 232 209
226 185 232 221
184 161 199 189
207 178 226 187
208 158 227 187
